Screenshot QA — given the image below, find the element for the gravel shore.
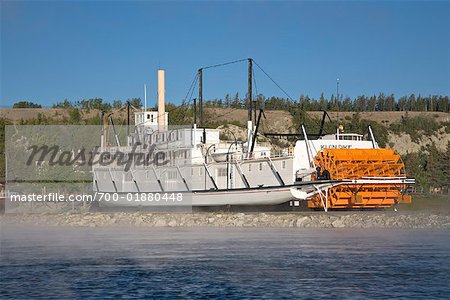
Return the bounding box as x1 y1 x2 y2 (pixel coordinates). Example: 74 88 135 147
2 211 450 229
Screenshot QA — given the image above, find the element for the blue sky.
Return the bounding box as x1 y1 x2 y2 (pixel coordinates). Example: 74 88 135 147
1 1 449 107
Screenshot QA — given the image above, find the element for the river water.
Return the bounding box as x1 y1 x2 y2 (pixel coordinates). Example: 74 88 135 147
1 226 449 299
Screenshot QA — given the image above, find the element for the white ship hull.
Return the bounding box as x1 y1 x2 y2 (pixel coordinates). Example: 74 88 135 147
97 185 296 207
192 186 294 206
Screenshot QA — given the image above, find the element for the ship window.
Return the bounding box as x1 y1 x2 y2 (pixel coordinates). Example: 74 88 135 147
100 153 111 164
218 168 227 177
147 114 150 120
151 114 154 122
282 161 286 169
167 171 177 180
259 163 263 171
248 164 251 172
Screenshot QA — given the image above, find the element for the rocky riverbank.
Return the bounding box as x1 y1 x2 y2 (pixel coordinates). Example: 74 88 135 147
1 211 450 229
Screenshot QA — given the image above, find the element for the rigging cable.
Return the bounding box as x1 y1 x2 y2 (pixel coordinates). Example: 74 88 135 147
201 58 248 70
196 58 249 122
182 72 199 106
252 60 296 103
252 67 258 100
153 72 199 123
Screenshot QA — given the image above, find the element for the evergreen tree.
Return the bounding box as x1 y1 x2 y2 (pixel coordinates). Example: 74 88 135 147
319 93 327 110
128 98 142 109
113 100 122 109
231 93 240 108
13 101 42 108
397 96 408 111
224 94 231 108
408 94 416 111
53 99 74 108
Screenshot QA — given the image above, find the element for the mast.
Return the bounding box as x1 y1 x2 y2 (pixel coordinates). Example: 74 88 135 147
193 98 197 125
336 78 340 127
248 58 252 122
126 101 130 136
198 68 203 127
253 100 257 124
247 58 253 156
144 83 147 112
192 98 197 148
100 111 105 148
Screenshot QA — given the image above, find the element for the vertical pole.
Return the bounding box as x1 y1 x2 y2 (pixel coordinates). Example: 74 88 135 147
336 78 339 103
246 58 253 158
193 98 197 126
144 83 147 112
248 58 252 122
254 100 257 124
126 102 130 135
336 78 340 126
198 68 203 127
100 111 105 148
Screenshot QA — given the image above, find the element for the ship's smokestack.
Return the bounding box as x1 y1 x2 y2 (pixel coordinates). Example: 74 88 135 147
157 69 165 128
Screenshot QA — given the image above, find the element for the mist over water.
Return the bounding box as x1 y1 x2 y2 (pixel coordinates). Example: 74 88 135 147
1 226 449 299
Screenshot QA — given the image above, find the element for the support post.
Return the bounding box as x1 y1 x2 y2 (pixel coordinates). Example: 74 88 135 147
108 114 121 147
193 98 197 125
250 108 263 156
254 100 257 125
130 170 140 192
152 166 164 192
248 58 252 122
235 161 250 188
100 111 105 148
203 162 218 190
302 125 315 169
176 166 190 191
126 102 130 136
198 68 203 127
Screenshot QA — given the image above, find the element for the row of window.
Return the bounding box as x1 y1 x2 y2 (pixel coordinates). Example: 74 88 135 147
97 160 289 180
150 131 184 143
188 160 288 176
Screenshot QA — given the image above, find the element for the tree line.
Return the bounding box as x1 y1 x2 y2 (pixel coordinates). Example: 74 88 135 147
203 93 450 113
403 142 450 194
51 98 143 111
12 101 42 108
11 93 449 113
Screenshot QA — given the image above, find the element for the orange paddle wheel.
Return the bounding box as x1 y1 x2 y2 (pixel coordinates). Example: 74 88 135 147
308 148 412 209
